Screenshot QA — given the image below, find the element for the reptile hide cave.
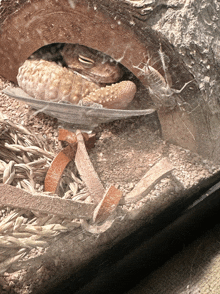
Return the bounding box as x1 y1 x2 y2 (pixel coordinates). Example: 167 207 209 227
0 0 218 161
2 1 220 294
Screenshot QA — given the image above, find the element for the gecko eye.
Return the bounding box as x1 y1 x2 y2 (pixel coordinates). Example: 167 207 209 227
78 55 95 68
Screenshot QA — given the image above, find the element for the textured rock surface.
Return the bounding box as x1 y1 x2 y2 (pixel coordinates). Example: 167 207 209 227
148 0 220 113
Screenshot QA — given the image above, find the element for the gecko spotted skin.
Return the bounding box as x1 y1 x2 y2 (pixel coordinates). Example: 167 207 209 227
17 44 137 109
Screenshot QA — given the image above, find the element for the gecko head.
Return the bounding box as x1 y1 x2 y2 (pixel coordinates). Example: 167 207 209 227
61 44 124 84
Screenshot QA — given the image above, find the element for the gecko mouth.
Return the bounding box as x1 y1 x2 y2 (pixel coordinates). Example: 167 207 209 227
72 68 123 86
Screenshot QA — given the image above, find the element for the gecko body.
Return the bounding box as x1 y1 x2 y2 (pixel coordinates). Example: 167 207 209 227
17 44 136 109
